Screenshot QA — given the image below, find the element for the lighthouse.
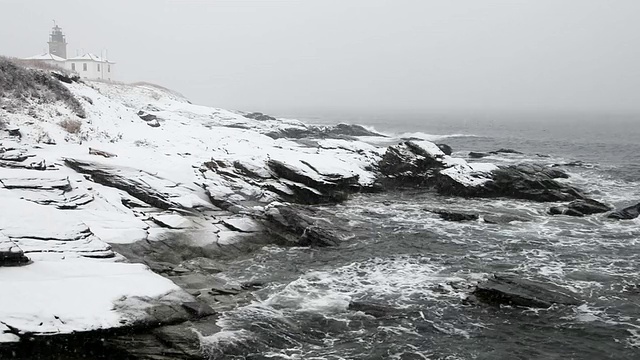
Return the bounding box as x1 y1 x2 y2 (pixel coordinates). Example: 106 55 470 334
48 22 67 59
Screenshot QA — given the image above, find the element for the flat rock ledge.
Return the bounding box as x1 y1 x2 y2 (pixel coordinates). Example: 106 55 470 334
470 274 582 308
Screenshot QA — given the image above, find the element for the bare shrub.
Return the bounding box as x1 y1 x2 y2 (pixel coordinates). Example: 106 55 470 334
0 56 85 118
59 118 82 134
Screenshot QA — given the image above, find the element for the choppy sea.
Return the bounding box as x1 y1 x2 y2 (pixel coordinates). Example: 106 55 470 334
204 112 640 359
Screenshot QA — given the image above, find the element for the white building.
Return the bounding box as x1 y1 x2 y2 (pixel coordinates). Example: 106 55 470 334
65 53 115 81
23 53 66 68
24 24 116 82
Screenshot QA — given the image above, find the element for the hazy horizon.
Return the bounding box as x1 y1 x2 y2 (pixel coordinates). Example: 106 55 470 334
1 0 639 116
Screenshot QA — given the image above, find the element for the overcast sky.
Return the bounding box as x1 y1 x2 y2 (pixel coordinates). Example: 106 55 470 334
1 0 639 116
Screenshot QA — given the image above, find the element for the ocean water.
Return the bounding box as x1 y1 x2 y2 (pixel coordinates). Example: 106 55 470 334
203 113 640 359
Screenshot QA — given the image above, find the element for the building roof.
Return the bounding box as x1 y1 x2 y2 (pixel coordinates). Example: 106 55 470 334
66 53 115 63
24 53 66 62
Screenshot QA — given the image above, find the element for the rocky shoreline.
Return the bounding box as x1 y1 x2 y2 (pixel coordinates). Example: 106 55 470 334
1 61 638 359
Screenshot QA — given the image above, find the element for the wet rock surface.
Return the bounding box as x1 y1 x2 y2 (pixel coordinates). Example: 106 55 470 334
450 164 582 202
549 199 613 217
471 274 582 308
607 202 640 220
264 205 343 247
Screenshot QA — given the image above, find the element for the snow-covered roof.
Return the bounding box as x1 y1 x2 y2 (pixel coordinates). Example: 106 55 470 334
24 53 66 62
66 53 115 63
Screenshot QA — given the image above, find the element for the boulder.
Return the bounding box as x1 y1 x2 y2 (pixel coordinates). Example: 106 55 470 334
607 202 640 220
471 274 581 308
426 209 479 222
0 235 30 267
489 148 523 155
435 143 452 156
469 151 489 159
549 199 612 217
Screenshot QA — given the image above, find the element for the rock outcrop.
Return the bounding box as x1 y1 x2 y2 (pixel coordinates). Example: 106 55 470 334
471 274 581 308
263 205 342 247
64 159 180 210
266 123 385 140
607 202 640 220
549 199 612 217
378 141 583 202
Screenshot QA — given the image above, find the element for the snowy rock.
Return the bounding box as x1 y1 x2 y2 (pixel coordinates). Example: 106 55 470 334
0 258 195 339
64 159 180 210
0 232 30 267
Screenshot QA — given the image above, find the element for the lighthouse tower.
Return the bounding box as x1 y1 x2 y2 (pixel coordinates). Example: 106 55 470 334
48 23 67 59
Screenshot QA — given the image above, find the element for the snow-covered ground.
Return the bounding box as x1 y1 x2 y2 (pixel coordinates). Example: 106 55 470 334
0 73 495 344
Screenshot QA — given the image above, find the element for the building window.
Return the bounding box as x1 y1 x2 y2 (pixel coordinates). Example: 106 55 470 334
97 64 101 71
71 63 75 71
83 63 87 71
108 65 111 73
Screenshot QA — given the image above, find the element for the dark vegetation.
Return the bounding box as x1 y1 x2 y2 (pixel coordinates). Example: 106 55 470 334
0 56 85 118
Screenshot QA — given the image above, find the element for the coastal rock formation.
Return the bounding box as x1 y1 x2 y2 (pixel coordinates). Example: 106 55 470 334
378 141 582 202
607 202 640 220
471 274 581 308
266 123 385 140
549 199 612 217
263 204 342 247
0 59 609 357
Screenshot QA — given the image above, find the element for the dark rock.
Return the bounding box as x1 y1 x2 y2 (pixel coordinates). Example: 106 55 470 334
426 209 479 222
552 160 586 168
436 143 452 156
64 158 179 210
137 110 157 122
469 151 489 158
489 148 523 155
181 301 216 318
0 249 31 267
549 199 612 217
51 71 79 84
88 147 117 158
482 214 532 224
266 159 358 204
439 164 583 202
472 274 581 308
7 128 21 138
607 202 640 220
378 142 581 202
243 112 276 121
266 123 385 140
264 205 342 247
327 123 385 138
378 141 443 187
